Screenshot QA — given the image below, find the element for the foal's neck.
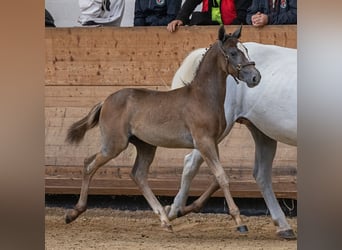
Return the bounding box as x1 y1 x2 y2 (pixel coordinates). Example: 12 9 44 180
191 43 228 100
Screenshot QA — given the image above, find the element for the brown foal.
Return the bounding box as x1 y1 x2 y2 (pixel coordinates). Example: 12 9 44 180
65 25 261 232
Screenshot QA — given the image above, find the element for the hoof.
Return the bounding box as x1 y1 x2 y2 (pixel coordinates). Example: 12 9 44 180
161 221 173 232
164 205 171 215
237 225 248 233
277 229 296 240
65 209 79 224
65 214 74 224
163 205 179 221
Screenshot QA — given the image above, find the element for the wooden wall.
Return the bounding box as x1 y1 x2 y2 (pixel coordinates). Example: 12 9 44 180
45 25 297 199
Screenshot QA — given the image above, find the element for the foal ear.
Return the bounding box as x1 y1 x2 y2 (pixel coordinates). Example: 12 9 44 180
218 25 226 42
231 25 242 39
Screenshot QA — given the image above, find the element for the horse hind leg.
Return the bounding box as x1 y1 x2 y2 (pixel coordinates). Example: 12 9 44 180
130 138 172 231
247 123 296 239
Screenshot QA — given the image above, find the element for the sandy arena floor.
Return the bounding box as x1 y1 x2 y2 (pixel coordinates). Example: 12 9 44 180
45 207 297 249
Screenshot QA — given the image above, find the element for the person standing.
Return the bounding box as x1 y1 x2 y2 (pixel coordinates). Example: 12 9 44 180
167 0 252 32
134 0 182 26
246 0 297 27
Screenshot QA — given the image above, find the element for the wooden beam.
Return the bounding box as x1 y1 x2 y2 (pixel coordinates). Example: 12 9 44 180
45 26 297 198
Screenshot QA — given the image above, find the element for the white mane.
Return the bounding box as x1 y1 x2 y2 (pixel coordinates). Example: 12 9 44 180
171 48 206 89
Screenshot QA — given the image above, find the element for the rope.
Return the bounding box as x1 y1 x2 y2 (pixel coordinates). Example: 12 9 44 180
282 199 295 212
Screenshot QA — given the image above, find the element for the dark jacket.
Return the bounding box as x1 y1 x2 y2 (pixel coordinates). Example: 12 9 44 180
176 0 252 25
134 0 182 26
45 9 56 27
246 0 297 24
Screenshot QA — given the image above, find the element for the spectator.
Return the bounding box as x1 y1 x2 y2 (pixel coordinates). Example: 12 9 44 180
246 0 297 27
78 0 125 26
134 0 182 26
167 0 252 32
45 9 56 27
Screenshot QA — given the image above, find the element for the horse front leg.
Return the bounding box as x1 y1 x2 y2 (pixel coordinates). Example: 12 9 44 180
197 138 247 233
247 124 296 239
130 139 172 231
165 149 204 220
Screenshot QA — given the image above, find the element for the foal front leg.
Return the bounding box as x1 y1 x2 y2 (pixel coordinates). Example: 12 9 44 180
167 124 235 219
165 149 221 219
197 139 247 233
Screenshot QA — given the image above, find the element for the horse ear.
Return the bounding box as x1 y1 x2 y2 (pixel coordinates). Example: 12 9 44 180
218 25 226 42
232 25 242 39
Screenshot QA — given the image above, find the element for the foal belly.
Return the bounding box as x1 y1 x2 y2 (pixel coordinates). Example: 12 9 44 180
133 127 195 148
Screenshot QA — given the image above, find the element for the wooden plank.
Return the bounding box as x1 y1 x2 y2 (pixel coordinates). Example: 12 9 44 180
45 85 170 107
45 26 297 198
45 165 297 199
45 26 296 86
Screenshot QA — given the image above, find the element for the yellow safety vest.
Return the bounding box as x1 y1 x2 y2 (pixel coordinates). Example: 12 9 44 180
212 0 223 24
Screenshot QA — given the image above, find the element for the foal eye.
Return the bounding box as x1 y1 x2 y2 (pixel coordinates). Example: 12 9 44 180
230 51 238 57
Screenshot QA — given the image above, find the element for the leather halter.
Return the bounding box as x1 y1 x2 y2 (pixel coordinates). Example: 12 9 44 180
218 40 256 83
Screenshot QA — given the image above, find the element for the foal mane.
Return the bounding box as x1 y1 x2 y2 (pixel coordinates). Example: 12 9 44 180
190 47 209 85
189 37 228 86
179 25 241 88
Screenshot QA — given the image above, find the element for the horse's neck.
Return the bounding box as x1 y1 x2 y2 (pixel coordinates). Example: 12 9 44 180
191 44 227 101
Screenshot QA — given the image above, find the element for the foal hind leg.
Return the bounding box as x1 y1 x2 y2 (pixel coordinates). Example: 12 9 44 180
65 130 129 224
130 138 172 231
247 124 296 239
65 151 115 223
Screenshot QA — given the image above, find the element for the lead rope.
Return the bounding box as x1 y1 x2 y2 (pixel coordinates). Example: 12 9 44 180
282 198 295 216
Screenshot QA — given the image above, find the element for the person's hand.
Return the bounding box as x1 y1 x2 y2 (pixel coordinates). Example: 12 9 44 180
167 20 183 32
251 12 268 27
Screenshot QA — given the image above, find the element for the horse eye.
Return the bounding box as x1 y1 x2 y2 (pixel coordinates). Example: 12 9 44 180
230 51 238 57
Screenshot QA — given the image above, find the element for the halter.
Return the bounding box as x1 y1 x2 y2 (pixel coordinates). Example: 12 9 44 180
218 40 256 84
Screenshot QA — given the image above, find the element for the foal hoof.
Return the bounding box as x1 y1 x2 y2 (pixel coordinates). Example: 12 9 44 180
65 214 74 224
161 222 173 232
65 209 78 224
277 229 297 240
237 225 248 234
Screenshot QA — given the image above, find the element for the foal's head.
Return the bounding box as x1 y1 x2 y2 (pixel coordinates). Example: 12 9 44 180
217 26 261 88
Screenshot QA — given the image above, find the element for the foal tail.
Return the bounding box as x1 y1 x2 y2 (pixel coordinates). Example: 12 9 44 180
65 102 103 145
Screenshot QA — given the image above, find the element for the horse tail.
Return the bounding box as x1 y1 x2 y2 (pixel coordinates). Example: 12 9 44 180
65 101 103 145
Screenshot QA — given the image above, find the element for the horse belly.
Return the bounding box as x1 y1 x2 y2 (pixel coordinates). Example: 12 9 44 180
242 82 297 145
229 68 297 145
